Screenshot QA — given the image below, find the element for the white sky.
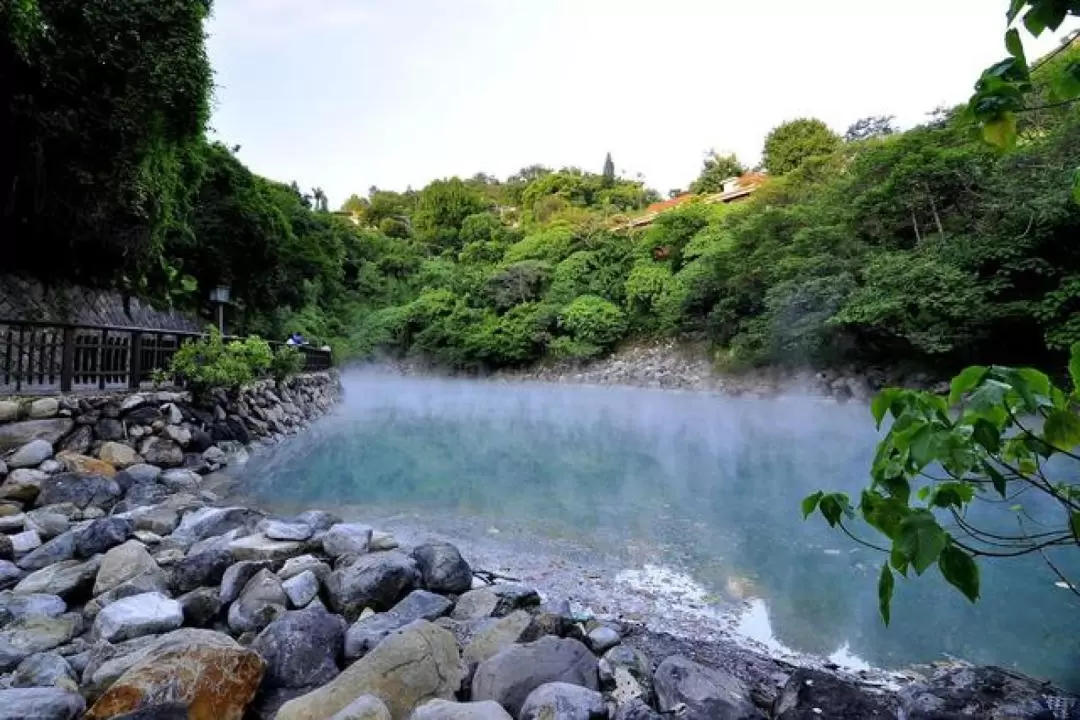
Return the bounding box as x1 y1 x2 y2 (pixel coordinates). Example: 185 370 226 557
206 0 1078 207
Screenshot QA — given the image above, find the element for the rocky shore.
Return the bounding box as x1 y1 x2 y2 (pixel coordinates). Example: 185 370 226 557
0 370 1072 719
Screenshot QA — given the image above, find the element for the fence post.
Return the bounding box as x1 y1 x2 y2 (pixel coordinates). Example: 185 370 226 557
129 331 143 390
60 327 75 393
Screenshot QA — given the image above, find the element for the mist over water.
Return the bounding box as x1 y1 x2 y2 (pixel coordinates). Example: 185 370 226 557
234 370 1080 689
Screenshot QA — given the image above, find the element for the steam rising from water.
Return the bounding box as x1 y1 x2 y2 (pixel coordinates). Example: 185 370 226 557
231 369 1080 689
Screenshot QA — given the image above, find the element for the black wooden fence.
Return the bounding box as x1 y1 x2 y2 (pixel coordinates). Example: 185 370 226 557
0 321 333 394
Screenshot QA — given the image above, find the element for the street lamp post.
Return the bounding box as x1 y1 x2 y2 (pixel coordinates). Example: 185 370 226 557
209 286 231 335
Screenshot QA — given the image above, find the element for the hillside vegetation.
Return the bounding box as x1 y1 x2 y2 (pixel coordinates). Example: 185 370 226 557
4 1 1080 378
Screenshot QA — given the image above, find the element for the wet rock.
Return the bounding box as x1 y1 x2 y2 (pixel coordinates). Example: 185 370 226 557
0 688 85 719
84 628 265 720
328 694 393 720
54 451 116 478
9 439 55 469
94 540 158 596
899 665 1058 720
463 610 536 666
169 548 233 594
599 645 653 704
0 614 81 671
0 419 74 454
0 560 22 589
282 569 319 608
412 542 472 595
137 437 183 467
159 468 200 493
92 591 183 643
411 699 512 719
17 531 76 571
520 682 608 720
97 442 141 469
370 530 399 551
171 506 262 545
36 473 121 510
276 620 464 720
472 636 599 717
74 516 134 558
294 509 340 533
251 606 346 689
178 587 223 627
262 519 314 541
587 625 620 654
654 655 762 720
227 568 288 635
12 651 77 690
0 468 48 503
344 589 454 659
278 554 331 583
227 533 304 563
326 550 419 619
0 592 66 623
220 560 272 603
322 522 373 558
14 556 100 599
774 669 896 719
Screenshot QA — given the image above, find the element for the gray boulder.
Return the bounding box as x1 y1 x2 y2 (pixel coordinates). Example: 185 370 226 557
94 540 158 596
59 425 93 455
472 636 599 717
171 506 262 544
0 469 48 503
25 508 71 540
36 473 121 510
322 522 373 558
452 584 541 621
251 606 346 689
0 592 66 623
586 625 620 654
177 586 222 627
775 668 896 719
91 591 183 642
10 529 42 554
0 688 84 719
12 652 77 690
8 440 55 469
120 463 162 485
262 519 314 541
462 610 536 666
599 645 653 704
169 548 232 594
278 554 331 582
226 533 305 563
411 542 472 595
0 419 73 454
295 509 340 533
327 695 392 719
122 505 179 535
612 699 663 720
227 568 288 634
0 560 23 590
0 614 81 671
159 469 200 493
94 418 125 442
219 560 271 603
13 556 100 598
653 655 761 720
74 516 133 558
411 699 512 719
898 665 1058 720
118 482 172 510
16 531 76 571
85 569 170 619
344 589 453 659
282 569 320 608
137 436 183 467
326 550 419 619
520 682 608 720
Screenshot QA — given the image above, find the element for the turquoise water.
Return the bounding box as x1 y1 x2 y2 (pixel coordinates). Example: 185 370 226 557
237 372 1080 689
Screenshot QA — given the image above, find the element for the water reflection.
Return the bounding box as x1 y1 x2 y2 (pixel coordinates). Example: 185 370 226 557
236 371 1080 689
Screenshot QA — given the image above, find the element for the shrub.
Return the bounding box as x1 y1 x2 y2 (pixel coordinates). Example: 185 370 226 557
169 327 273 397
270 345 305 382
558 295 627 349
487 260 552 311
547 336 602 361
504 226 575 264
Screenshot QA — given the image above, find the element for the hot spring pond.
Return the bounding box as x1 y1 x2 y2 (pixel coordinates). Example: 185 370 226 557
228 371 1080 689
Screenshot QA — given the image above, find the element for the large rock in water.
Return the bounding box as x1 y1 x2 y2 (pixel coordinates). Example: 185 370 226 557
275 620 464 720
0 688 85 719
92 592 183 642
471 636 599 718
899 664 1062 719
0 419 73 453
411 699 512 719
653 655 762 720
85 629 265 720
251 606 346 690
774 668 896 719
411 542 472 594
325 551 419 619
519 682 608 720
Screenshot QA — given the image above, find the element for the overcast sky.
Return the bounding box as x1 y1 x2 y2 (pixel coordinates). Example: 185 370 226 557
206 0 1077 207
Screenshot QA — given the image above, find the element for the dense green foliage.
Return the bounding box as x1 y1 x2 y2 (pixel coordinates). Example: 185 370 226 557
169 327 274 395
763 118 841 176
688 152 747 194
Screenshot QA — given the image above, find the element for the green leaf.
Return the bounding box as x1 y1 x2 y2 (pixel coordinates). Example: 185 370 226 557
878 562 895 626
929 482 976 509
871 388 901 429
898 511 948 575
1005 28 1026 63
818 493 851 528
972 418 1002 453
801 491 823 520
1006 0 1026 24
949 366 988 405
1044 409 1080 451
1070 511 1080 540
1071 167 1080 206
889 545 909 576
939 545 979 603
982 112 1018 150
1070 342 1080 392
982 461 1009 498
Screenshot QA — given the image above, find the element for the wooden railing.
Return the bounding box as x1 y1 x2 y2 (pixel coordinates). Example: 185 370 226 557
0 321 333 395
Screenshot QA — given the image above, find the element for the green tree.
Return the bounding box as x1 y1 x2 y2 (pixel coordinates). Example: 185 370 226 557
844 115 898 142
413 178 490 252
602 152 616 188
689 151 747 194
763 118 841 176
